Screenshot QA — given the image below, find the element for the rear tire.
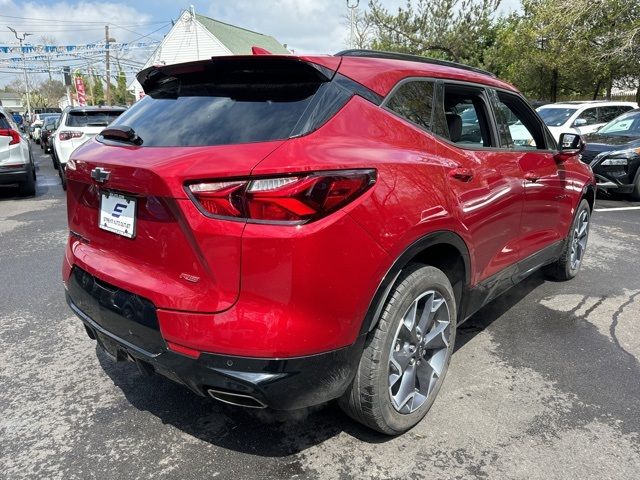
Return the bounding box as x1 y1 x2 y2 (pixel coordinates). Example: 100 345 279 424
339 264 457 435
544 199 590 281
18 165 36 197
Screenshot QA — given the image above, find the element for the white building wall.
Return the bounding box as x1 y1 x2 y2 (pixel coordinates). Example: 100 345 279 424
131 10 233 99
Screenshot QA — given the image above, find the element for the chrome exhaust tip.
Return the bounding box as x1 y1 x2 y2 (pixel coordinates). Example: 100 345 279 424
207 388 267 409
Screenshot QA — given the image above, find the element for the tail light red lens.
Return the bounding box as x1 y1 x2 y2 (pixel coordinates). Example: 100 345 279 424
188 170 376 224
59 131 83 141
0 129 21 145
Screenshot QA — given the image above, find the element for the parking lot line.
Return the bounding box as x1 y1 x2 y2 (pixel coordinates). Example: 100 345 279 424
594 206 640 212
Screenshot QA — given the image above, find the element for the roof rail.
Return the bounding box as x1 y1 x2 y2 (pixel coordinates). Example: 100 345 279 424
335 49 497 78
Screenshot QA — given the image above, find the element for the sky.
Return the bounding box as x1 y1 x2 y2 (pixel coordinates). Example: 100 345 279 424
0 0 522 86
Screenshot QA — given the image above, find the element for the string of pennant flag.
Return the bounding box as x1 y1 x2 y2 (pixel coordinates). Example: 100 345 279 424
0 41 159 55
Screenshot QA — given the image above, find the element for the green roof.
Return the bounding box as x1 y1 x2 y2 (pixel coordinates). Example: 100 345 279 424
195 14 290 55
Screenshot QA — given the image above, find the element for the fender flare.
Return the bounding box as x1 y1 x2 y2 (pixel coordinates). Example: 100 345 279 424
359 230 471 335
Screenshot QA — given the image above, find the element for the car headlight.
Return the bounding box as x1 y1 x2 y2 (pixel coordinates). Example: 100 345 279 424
601 158 628 166
598 147 640 166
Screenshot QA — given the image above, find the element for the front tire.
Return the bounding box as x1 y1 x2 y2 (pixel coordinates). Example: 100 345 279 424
544 199 591 281
339 264 457 435
630 170 640 201
59 165 67 190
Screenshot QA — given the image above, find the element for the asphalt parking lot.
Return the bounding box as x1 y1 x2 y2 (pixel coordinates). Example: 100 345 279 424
1 144 639 480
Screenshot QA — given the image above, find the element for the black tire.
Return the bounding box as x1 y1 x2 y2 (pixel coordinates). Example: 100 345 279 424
52 151 59 170
59 165 67 190
339 264 457 435
18 164 36 197
630 170 640 201
544 199 591 281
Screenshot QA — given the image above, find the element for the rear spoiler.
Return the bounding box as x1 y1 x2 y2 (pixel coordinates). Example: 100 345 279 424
137 55 342 96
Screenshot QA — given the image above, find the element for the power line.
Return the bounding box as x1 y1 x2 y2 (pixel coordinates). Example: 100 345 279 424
0 14 169 25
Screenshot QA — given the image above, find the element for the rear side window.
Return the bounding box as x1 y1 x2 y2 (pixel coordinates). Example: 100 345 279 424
66 110 123 127
0 114 10 130
385 80 435 131
109 59 354 147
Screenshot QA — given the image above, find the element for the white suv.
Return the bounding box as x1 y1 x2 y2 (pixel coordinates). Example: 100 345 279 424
53 106 125 188
0 106 35 196
536 101 637 142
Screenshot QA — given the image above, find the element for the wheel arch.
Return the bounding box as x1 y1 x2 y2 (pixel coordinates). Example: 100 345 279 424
359 230 471 335
582 183 596 212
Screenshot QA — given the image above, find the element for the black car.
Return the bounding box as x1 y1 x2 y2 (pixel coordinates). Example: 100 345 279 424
40 115 60 154
582 108 640 199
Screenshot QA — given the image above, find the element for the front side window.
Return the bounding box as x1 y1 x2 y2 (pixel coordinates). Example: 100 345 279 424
576 107 598 126
385 80 435 131
492 91 548 150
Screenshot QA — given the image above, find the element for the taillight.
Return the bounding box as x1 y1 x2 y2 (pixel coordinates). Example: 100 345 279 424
187 170 376 224
0 129 20 145
59 131 83 141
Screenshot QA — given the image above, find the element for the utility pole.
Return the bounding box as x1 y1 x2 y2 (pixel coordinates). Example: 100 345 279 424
105 25 111 105
346 0 359 49
8 27 33 120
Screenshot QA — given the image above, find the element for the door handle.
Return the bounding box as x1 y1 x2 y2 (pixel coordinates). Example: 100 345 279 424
524 171 540 183
449 167 474 182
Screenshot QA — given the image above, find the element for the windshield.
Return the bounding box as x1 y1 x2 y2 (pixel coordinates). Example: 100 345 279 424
66 110 123 127
537 107 578 127
597 111 640 137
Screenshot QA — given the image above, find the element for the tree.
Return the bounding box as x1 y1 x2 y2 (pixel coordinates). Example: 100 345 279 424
5 78 26 94
366 0 502 65
488 0 640 102
343 6 374 49
92 75 104 105
112 68 134 105
38 79 65 106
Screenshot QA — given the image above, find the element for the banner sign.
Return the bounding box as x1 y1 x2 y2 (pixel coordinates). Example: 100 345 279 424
74 77 87 106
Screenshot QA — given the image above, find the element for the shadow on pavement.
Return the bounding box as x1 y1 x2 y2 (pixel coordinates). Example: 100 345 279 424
96 273 550 455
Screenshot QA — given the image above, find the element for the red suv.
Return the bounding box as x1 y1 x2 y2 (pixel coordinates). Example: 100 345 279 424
63 50 595 434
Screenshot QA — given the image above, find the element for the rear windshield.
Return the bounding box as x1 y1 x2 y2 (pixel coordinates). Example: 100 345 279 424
66 110 123 127
107 59 350 147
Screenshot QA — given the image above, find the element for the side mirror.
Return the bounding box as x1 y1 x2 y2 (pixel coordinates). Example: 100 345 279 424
573 118 587 127
555 132 584 163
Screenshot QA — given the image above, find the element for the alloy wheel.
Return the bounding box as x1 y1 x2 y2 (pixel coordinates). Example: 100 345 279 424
570 209 589 271
388 290 452 414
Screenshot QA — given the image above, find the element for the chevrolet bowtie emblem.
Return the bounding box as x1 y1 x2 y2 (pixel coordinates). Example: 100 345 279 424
91 167 110 183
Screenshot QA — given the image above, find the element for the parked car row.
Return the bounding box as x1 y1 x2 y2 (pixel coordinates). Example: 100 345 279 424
48 106 126 189
459 99 640 199
0 106 35 196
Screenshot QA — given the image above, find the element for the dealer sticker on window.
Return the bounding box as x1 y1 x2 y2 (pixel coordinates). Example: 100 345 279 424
99 191 137 238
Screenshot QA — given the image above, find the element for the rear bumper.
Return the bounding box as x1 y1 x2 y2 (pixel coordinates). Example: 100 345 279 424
0 167 29 185
65 267 364 410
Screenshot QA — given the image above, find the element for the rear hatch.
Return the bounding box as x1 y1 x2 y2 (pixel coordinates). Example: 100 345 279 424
65 109 124 149
65 55 340 313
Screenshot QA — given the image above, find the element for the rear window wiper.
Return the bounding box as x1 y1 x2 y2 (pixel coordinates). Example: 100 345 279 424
100 125 143 145
86 122 109 127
